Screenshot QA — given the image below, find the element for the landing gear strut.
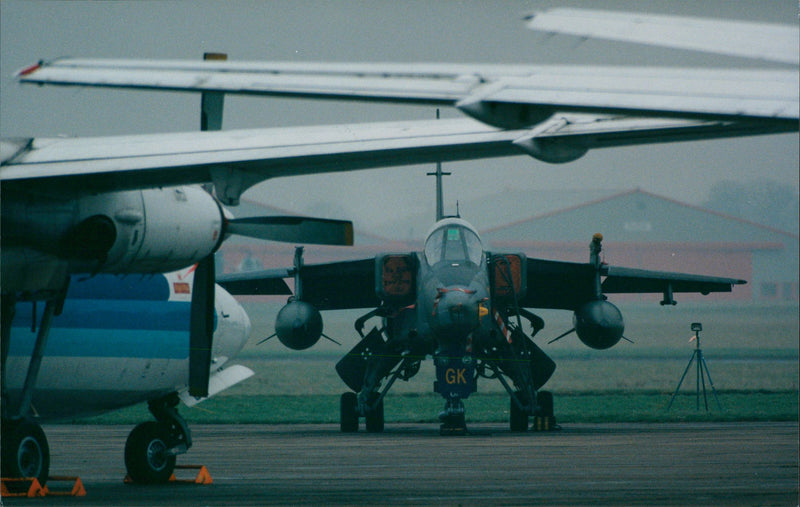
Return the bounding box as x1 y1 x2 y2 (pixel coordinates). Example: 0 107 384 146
1 292 64 486
124 393 191 484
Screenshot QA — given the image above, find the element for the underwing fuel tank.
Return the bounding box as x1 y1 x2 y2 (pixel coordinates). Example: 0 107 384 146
573 300 625 350
274 300 323 350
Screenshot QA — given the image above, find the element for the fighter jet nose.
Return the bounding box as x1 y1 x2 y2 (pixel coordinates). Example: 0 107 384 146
430 287 481 341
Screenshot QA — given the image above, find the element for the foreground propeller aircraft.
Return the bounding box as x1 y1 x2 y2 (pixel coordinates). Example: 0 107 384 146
3 269 252 485
218 170 745 434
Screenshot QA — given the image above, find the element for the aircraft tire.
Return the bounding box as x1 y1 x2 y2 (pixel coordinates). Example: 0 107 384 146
509 395 529 432
536 391 554 417
365 397 384 433
340 392 359 433
1 419 50 485
124 421 176 484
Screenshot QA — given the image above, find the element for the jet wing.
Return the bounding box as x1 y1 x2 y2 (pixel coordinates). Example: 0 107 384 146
601 266 747 296
519 258 745 310
524 8 799 65
213 269 292 297
217 258 378 310
1 119 526 204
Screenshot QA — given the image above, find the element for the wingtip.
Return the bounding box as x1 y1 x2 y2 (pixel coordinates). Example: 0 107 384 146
16 61 43 78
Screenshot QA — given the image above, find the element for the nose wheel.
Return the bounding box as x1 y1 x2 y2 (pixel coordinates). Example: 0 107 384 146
438 398 468 436
125 421 177 484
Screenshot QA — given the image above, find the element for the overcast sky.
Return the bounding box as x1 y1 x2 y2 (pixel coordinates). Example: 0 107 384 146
2 0 797 234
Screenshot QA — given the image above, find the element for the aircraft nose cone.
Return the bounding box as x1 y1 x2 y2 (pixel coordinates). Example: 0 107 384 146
212 286 251 367
430 288 480 341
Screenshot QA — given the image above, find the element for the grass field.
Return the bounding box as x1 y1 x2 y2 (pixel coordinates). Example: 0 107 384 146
73 303 798 425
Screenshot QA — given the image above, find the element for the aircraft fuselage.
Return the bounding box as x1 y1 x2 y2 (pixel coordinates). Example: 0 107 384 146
4 270 250 420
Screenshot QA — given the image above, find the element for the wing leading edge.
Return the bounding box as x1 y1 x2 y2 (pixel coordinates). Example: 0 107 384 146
1 119 527 204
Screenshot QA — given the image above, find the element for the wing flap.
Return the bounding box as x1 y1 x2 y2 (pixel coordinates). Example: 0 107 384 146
513 114 794 157
466 68 798 123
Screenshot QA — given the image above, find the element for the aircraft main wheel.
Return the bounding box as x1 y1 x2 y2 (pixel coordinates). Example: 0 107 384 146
124 421 176 484
1 419 50 485
365 397 384 433
509 395 529 432
340 392 359 433
536 391 554 417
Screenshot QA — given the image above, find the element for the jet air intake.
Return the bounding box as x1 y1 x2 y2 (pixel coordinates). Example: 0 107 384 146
573 300 625 350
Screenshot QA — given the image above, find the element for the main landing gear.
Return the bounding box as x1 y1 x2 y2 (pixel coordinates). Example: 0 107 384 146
340 391 385 433
1 418 50 486
124 393 192 484
336 324 423 434
1 294 60 486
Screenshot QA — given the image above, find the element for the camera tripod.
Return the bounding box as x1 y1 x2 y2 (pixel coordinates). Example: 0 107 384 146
667 324 721 411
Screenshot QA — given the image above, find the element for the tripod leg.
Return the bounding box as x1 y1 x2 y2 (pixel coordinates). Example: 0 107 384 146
699 351 722 410
667 352 696 410
698 350 709 411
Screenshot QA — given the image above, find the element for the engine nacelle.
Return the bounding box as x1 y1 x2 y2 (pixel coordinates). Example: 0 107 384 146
573 300 625 350
2 186 225 279
275 300 323 350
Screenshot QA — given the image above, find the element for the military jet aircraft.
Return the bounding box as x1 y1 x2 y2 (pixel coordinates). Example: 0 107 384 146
218 170 745 434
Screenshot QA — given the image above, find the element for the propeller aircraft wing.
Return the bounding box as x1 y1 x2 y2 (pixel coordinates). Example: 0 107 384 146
2 119 526 205
17 58 797 165
524 8 799 65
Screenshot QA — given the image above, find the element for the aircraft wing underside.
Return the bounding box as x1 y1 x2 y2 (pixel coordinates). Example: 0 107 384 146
524 8 799 65
519 258 746 311
18 59 800 150
217 258 378 310
0 119 526 202
19 58 798 127
600 266 747 295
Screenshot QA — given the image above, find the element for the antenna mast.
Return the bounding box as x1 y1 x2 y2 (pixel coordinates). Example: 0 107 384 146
427 109 451 221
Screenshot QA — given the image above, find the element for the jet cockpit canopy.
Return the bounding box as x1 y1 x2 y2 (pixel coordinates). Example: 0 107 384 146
423 218 484 267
